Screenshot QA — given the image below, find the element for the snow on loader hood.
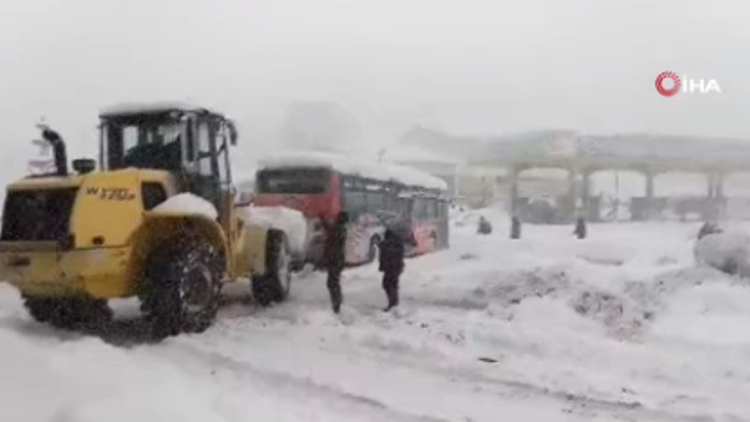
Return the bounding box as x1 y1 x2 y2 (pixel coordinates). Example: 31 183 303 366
240 206 308 255
151 193 219 220
150 194 307 255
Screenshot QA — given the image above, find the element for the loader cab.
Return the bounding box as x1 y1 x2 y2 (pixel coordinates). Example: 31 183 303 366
98 103 239 215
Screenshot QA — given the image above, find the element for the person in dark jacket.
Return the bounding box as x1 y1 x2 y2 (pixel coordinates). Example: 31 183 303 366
510 216 521 239
574 216 587 239
379 226 406 311
320 211 349 314
477 216 493 235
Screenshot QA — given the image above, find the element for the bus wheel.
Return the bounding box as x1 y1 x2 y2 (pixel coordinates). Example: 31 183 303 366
367 236 381 264
429 231 438 250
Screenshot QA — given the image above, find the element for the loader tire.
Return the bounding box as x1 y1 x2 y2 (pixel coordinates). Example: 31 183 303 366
24 296 112 330
252 230 292 307
145 236 224 339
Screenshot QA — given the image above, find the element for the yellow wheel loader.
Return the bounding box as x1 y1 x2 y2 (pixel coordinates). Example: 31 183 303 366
0 102 293 338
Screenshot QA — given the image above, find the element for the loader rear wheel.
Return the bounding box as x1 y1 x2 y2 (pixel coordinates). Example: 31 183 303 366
24 296 112 330
252 230 292 307
145 236 224 339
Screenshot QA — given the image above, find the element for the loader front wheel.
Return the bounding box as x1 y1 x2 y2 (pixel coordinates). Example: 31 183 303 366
252 230 292 307
146 237 224 339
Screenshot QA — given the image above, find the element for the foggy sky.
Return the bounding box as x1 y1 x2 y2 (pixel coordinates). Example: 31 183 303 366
1 0 749 182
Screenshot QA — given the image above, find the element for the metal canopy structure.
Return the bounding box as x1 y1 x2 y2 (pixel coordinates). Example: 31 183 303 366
471 130 750 174
468 130 750 222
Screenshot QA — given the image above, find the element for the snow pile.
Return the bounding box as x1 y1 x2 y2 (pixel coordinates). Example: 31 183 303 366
258 150 448 191
223 220 750 420
241 205 308 254
694 223 750 276
410 265 657 339
400 223 719 342
151 193 218 220
574 240 637 266
6 220 750 421
651 280 750 345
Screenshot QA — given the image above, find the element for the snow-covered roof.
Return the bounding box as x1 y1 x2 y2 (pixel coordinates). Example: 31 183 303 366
99 101 222 118
257 151 448 191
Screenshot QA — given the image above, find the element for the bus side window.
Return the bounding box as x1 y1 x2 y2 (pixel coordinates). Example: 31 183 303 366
438 199 447 220
383 190 397 214
344 190 367 220
413 197 426 220
429 198 439 220
398 197 412 220
366 190 385 213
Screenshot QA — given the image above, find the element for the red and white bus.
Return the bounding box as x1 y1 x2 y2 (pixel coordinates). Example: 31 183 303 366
250 151 450 267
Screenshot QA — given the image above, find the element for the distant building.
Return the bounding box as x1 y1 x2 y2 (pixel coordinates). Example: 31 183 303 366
382 143 459 197
385 126 488 199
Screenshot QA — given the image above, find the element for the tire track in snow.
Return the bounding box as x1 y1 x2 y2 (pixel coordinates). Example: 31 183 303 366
160 340 451 422
353 304 733 422
175 323 627 422
200 310 730 422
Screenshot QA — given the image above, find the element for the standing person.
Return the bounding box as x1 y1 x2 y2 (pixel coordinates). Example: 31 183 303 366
379 226 406 312
574 216 587 239
510 216 521 239
477 215 493 235
320 211 349 314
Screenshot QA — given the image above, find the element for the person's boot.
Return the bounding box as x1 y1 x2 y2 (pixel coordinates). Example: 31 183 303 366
383 285 398 312
382 291 393 312
331 295 341 314
330 289 342 314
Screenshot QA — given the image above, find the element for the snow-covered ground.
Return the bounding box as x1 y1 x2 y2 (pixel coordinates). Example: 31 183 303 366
2 215 750 422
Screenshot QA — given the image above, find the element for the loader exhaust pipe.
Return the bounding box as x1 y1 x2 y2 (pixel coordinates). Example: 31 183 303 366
39 126 68 176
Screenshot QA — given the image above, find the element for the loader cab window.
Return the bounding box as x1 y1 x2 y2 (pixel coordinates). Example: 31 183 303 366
182 115 233 208
100 110 234 214
101 112 185 172
215 120 232 189
186 116 231 182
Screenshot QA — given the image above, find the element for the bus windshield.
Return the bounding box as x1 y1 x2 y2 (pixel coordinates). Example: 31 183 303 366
256 168 331 194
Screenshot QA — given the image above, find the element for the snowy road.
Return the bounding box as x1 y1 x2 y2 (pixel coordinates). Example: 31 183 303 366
2 216 750 422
